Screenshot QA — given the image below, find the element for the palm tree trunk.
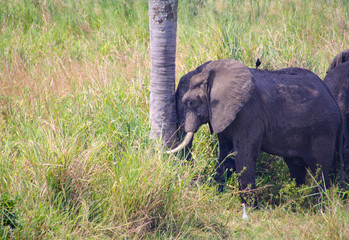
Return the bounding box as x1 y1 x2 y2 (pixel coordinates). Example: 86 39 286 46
149 0 178 147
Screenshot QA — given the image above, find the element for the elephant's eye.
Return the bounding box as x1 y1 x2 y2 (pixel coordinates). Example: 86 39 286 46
186 100 193 107
196 95 203 103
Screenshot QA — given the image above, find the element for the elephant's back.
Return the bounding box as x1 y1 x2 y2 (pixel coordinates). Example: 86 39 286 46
249 67 324 87
250 67 336 105
249 68 342 125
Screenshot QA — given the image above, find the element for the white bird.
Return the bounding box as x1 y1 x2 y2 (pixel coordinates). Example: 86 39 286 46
242 203 248 220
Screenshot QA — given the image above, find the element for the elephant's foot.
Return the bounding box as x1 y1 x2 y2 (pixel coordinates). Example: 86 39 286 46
240 187 258 208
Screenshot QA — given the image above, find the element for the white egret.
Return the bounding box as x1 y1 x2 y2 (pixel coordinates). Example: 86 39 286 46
242 203 248 220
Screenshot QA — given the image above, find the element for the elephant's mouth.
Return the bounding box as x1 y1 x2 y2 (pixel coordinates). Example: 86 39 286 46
166 131 194 154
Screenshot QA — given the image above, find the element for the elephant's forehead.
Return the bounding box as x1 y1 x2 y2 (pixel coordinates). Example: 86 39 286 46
190 73 207 88
182 88 203 100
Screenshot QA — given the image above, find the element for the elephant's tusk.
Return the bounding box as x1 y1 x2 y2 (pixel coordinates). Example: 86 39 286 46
166 132 194 154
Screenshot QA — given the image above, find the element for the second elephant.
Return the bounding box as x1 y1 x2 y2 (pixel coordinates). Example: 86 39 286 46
324 49 349 176
169 59 343 194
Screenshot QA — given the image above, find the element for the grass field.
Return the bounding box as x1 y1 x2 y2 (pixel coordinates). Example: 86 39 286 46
1 0 349 239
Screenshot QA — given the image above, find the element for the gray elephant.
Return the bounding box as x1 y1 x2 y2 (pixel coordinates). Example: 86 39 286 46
327 49 349 72
168 59 343 196
324 49 349 176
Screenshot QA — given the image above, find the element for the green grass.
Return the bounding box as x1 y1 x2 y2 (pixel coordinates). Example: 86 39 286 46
1 0 349 239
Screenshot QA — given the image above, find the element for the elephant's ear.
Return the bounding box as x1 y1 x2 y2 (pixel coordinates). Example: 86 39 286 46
207 59 255 133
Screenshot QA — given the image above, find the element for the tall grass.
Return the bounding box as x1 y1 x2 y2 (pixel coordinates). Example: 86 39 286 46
1 0 349 238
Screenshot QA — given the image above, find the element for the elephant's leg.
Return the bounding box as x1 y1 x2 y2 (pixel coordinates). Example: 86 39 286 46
234 144 261 206
230 129 263 206
310 162 331 190
214 133 235 191
284 157 307 186
307 136 336 189
232 126 263 190
227 109 264 205
344 117 349 174
234 148 259 190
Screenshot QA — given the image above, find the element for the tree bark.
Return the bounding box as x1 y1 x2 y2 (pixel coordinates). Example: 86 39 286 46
149 0 178 147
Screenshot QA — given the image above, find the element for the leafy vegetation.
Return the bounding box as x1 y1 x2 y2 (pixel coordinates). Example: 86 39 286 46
1 0 349 238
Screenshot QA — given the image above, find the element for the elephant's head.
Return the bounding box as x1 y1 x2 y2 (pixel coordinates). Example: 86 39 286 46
327 49 349 72
168 59 255 153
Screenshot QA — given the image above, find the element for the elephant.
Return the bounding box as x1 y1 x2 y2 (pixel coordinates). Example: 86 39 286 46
327 49 349 72
168 59 343 198
324 49 349 176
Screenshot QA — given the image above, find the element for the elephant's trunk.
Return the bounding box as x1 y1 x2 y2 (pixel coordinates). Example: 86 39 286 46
166 132 194 154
